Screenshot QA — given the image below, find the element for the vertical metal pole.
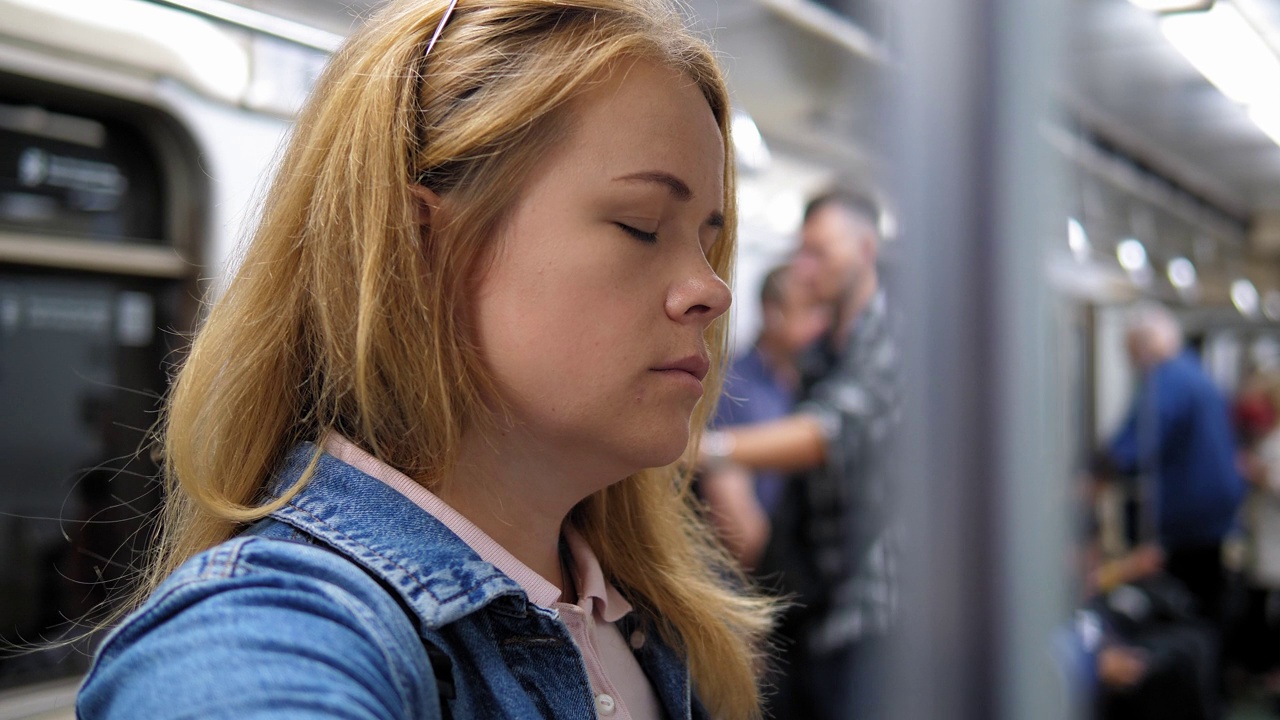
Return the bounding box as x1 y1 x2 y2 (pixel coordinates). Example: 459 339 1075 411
889 0 1072 717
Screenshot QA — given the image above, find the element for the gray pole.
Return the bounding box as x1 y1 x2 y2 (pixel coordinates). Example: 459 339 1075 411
889 0 1073 717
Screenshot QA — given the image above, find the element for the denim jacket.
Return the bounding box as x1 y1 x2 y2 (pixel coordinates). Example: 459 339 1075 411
77 444 707 719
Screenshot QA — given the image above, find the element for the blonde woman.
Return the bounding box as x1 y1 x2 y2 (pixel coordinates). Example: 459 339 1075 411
76 1 775 717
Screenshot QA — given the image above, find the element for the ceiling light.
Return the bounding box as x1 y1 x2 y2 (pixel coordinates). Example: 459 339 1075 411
1117 238 1148 272
1068 217 1090 260
1232 278 1260 317
1167 256 1197 290
1159 2 1280 107
731 110 772 173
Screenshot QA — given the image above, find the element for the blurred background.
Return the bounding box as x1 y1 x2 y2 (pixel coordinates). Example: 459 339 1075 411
1 0 1280 718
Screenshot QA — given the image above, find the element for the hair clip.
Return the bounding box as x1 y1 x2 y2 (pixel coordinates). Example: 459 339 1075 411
424 0 460 59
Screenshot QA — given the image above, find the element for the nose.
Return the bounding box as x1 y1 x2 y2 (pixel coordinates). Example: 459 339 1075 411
666 256 732 326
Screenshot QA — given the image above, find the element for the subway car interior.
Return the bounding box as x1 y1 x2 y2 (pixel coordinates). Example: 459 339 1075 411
1 0 1280 718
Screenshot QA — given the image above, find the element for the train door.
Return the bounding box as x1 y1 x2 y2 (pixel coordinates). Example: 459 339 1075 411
0 80 203 692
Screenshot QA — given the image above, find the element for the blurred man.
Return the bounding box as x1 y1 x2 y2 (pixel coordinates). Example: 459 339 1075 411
1099 305 1243 719
701 189 898 720
1103 303 1244 626
702 264 829 569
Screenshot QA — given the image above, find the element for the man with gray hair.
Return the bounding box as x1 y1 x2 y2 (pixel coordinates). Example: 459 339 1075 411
1104 302 1244 627
1125 303 1186 371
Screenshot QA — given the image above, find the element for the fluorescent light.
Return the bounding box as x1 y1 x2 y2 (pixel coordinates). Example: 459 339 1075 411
1117 238 1148 271
1155 1 1280 149
1249 103 1280 147
1160 2 1280 107
1129 0 1213 10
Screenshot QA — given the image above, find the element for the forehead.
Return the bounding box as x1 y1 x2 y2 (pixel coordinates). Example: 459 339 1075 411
780 270 820 301
803 204 850 244
804 203 872 243
558 58 725 196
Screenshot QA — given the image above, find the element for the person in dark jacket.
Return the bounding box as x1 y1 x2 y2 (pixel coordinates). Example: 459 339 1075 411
700 189 899 720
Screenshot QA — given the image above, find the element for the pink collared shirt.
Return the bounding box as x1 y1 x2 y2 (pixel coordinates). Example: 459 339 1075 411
324 435 660 720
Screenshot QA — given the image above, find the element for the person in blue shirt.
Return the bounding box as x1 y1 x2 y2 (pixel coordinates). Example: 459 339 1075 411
702 264 829 568
1105 303 1245 625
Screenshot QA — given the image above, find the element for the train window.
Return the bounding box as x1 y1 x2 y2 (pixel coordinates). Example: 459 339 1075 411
0 102 166 244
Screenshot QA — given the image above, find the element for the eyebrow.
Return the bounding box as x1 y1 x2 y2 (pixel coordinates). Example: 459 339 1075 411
613 171 725 229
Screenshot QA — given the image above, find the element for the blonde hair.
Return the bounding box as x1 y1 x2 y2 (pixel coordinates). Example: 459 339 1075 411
152 0 775 717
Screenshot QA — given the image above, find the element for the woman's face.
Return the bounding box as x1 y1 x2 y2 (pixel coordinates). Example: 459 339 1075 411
472 58 730 480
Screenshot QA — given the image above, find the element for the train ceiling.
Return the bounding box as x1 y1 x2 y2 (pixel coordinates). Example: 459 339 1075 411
1066 0 1280 216
222 0 883 175
225 0 1280 218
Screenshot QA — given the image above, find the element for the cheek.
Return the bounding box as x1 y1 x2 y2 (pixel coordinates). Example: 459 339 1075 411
474 261 642 401
477 281 574 374
824 250 857 287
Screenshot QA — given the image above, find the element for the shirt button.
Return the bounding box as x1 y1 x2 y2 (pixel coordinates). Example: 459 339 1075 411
629 630 645 649
595 693 616 716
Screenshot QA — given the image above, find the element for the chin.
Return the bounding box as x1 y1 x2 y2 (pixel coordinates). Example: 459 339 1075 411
626 427 692 471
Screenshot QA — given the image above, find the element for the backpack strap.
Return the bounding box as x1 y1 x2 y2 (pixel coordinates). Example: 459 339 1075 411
424 643 456 718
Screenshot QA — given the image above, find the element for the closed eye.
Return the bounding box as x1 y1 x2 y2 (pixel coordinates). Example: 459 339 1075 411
616 222 658 244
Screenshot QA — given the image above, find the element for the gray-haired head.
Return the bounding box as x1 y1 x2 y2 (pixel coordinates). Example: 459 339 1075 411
1125 302 1183 370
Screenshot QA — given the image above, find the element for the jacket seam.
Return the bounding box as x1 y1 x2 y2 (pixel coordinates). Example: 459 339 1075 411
280 502 510 610
83 539 253 683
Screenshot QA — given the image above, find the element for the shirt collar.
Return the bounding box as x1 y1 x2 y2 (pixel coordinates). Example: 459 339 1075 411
323 433 631 619
565 527 633 622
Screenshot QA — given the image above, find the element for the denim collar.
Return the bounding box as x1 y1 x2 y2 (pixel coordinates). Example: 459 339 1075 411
266 443 531 628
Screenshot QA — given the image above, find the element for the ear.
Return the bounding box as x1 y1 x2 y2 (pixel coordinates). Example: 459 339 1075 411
408 184 442 227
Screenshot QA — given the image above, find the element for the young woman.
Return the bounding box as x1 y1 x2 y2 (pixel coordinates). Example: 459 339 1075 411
75 1 775 717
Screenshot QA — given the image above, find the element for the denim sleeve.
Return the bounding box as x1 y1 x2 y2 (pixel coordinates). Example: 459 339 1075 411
77 539 439 720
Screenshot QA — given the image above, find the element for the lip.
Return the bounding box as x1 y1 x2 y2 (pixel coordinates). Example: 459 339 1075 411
653 354 710 382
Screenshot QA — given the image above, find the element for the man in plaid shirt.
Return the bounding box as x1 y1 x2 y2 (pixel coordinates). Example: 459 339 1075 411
701 189 898 720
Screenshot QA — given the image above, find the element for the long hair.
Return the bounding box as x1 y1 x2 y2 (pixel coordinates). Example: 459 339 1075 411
153 0 774 717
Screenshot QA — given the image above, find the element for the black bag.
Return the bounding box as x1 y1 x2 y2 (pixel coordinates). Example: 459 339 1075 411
1093 575 1218 720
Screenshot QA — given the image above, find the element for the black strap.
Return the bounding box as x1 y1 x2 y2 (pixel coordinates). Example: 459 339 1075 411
372 578 456 719
424 642 456 719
